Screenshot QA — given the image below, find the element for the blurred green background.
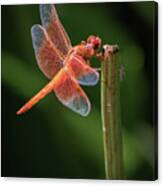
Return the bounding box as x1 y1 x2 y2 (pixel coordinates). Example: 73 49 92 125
1 2 157 180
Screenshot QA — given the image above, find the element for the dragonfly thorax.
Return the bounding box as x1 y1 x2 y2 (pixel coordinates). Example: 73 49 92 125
73 35 101 59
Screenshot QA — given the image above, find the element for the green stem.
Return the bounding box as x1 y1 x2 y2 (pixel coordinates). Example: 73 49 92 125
101 45 123 179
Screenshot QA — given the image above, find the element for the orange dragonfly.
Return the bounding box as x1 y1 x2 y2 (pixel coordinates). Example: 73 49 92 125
17 4 102 116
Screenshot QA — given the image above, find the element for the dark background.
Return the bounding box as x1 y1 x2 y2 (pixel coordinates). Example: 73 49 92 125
1 2 157 180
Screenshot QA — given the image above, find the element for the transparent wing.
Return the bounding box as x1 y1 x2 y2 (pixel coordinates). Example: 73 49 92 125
40 4 72 56
66 54 99 86
54 68 91 116
31 24 64 79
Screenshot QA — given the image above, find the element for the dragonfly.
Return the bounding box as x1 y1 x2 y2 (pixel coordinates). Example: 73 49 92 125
17 4 102 116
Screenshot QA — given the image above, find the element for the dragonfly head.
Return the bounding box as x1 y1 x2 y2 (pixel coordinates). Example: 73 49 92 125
87 35 101 51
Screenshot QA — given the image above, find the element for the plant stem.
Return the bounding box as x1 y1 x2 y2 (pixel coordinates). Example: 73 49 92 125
101 45 123 179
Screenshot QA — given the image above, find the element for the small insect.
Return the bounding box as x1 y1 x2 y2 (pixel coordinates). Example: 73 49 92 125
17 4 102 116
119 65 125 81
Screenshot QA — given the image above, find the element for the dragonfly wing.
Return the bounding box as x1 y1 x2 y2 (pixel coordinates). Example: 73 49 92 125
31 24 64 79
66 54 99 86
54 68 91 116
40 4 72 56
